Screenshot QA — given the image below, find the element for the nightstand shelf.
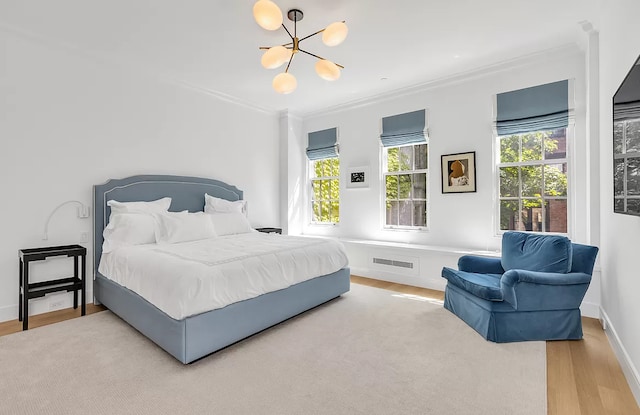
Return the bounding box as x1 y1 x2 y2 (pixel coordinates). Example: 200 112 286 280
19 244 86 330
256 227 282 234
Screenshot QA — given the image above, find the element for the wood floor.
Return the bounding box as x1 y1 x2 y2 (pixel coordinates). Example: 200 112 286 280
1 276 638 415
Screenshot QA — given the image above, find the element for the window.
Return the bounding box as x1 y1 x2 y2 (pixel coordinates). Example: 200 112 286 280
383 143 428 228
614 117 640 214
497 128 568 233
310 157 340 223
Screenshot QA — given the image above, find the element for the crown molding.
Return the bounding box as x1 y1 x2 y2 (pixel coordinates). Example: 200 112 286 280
302 43 583 120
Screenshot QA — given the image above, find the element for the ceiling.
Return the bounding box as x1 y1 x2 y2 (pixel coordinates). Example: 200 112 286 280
0 0 596 115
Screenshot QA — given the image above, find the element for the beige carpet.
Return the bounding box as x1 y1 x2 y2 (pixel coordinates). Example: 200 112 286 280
0 284 546 415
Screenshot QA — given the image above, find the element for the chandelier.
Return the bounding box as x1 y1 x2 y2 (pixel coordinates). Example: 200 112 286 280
252 0 348 94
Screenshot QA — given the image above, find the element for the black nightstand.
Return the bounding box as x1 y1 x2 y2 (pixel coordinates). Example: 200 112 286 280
256 227 282 234
19 244 86 330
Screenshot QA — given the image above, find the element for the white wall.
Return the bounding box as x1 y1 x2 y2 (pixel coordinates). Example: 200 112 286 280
291 46 601 315
0 30 280 321
597 0 640 402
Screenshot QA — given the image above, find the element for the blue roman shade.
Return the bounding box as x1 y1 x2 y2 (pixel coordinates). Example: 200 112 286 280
614 101 640 121
306 128 338 160
380 109 428 147
496 80 569 136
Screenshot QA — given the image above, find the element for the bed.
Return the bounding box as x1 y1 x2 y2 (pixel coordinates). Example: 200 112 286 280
93 174 350 364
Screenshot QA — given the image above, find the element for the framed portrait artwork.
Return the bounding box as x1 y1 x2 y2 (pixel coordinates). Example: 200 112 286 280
441 151 476 193
346 166 369 188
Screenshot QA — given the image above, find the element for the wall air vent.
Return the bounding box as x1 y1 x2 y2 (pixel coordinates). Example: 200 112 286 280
372 257 414 269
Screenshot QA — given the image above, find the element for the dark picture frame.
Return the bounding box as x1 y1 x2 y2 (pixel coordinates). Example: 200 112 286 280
441 151 477 193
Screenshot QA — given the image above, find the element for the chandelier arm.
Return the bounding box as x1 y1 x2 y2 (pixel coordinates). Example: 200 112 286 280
281 23 294 40
258 41 293 50
298 48 344 69
284 52 295 73
299 20 346 42
298 29 325 43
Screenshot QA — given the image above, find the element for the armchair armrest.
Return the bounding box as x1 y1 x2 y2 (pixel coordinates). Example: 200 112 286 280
500 270 592 311
501 270 592 287
458 255 504 274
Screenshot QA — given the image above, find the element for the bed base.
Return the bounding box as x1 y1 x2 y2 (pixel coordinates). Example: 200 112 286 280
95 268 350 364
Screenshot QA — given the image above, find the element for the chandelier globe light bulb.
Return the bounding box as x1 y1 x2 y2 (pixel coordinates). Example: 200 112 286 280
253 0 283 31
322 21 348 46
315 60 341 81
261 46 291 69
273 72 297 94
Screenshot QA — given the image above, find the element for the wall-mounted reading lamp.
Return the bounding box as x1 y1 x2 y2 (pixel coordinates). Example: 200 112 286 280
43 200 91 240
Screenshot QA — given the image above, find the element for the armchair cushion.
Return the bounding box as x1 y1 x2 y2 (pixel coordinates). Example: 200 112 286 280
501 231 572 273
442 268 503 301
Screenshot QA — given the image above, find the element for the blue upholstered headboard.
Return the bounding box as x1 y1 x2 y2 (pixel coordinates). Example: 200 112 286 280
92 175 243 279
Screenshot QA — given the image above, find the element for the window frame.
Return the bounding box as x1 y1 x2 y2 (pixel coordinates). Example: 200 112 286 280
308 157 340 225
494 127 573 236
381 142 429 231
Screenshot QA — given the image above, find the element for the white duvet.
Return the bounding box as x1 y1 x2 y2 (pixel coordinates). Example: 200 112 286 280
98 233 349 320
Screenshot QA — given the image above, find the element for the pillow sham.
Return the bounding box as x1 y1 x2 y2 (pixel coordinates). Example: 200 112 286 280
207 212 254 236
154 211 217 244
102 213 157 253
107 197 171 216
204 193 247 216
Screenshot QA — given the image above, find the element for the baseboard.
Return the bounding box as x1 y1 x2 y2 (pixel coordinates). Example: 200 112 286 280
350 266 447 292
580 301 600 319
600 308 640 406
0 290 94 323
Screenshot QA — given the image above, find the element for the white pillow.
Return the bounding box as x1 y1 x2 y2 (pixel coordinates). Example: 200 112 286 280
208 212 254 236
102 213 157 253
154 211 217 244
107 197 171 215
204 193 247 216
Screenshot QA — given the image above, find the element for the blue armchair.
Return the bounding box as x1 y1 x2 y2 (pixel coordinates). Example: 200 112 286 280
441 232 599 342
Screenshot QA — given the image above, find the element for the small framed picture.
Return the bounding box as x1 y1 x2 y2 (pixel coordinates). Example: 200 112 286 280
441 151 476 193
346 166 369 188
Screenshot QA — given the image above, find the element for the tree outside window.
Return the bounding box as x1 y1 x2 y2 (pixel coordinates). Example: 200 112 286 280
383 144 428 228
498 128 568 233
310 157 340 223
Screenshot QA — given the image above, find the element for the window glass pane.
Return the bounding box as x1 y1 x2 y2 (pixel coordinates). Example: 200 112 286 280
386 201 399 226
499 167 519 197
414 144 428 169
413 201 427 227
544 199 567 233
412 173 427 198
544 129 567 160
627 157 640 195
544 163 567 197
320 202 331 222
312 202 321 222
521 199 543 232
614 159 625 196
398 174 412 199
626 120 640 153
323 159 334 177
521 165 542 197
614 198 625 212
330 179 340 200
319 179 329 200
614 122 624 154
312 181 321 201
385 175 397 200
398 146 413 171
500 200 520 230
330 201 340 223
387 148 399 172
500 135 519 163
399 201 412 226
628 199 640 214
522 132 543 161
330 158 340 177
